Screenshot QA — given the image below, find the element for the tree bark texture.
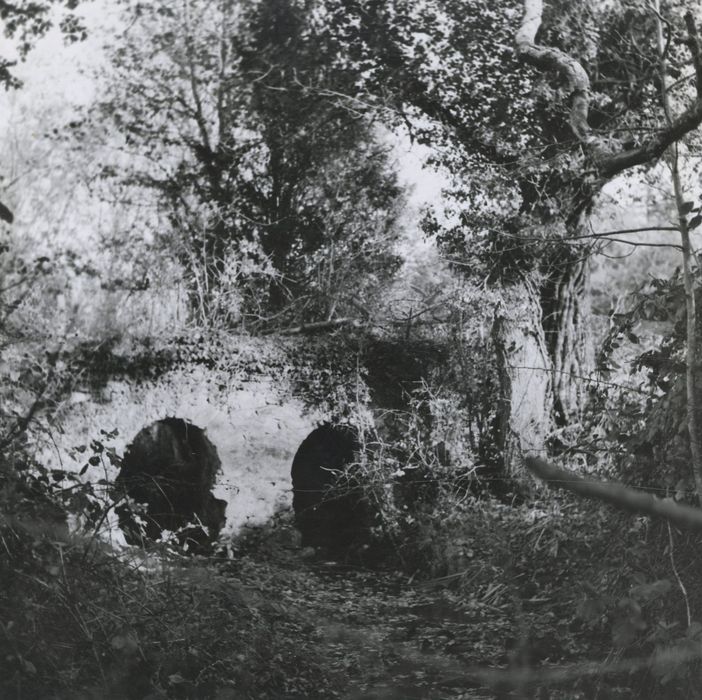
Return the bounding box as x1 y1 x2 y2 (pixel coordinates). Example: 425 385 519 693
492 276 553 482
675 172 702 498
542 256 594 424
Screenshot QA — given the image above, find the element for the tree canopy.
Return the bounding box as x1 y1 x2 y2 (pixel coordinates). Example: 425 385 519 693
95 0 406 329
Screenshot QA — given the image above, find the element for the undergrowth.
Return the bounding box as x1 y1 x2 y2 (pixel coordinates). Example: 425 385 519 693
0 456 342 700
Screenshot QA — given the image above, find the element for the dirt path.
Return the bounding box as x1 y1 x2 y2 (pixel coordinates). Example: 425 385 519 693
228 531 512 699
309 565 496 699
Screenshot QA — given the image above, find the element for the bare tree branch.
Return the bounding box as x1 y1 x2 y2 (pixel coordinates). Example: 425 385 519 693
515 0 609 156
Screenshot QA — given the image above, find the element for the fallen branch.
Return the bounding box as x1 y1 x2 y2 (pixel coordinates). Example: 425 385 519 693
525 456 702 531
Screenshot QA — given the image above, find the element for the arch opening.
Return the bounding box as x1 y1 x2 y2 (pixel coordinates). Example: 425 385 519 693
291 423 370 551
115 417 227 550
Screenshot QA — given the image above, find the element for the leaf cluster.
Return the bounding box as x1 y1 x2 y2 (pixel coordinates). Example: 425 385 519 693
1 0 86 90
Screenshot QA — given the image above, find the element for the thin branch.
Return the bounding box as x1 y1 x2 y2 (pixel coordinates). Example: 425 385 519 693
648 0 673 65
654 0 675 127
667 521 691 627
596 237 683 250
581 225 680 240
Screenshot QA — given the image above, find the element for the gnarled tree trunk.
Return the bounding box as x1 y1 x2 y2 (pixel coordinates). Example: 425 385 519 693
492 275 553 483
542 254 595 425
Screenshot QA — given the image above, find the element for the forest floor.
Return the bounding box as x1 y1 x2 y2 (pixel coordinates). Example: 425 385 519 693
3 483 636 699
223 518 566 700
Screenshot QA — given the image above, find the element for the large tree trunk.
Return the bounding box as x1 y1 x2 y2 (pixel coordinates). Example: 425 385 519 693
492 275 553 482
492 248 594 481
541 255 595 425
